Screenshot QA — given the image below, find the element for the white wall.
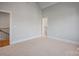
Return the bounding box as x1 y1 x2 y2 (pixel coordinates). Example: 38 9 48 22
38 2 58 9
0 2 42 44
0 12 9 28
43 2 79 43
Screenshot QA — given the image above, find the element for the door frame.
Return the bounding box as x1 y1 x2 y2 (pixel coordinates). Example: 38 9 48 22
0 10 12 45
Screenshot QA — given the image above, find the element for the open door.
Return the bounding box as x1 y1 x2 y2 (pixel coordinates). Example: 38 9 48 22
42 17 48 38
0 12 10 47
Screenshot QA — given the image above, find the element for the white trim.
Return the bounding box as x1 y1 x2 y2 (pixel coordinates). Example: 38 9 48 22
11 35 41 44
48 36 79 45
0 10 11 13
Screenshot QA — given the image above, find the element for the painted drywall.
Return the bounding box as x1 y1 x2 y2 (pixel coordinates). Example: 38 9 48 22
43 2 79 43
0 12 9 28
0 2 42 44
37 2 58 9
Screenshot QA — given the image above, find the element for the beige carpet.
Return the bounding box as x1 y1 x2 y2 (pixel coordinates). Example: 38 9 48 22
0 37 79 56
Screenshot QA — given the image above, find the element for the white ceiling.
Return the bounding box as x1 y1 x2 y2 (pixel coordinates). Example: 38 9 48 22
37 2 58 9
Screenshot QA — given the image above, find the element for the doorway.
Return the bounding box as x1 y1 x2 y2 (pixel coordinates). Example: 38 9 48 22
42 17 48 38
0 12 10 47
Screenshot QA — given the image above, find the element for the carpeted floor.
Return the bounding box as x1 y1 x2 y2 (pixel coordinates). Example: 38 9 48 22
0 37 79 56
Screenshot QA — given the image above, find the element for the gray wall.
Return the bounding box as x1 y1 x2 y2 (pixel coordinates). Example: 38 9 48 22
0 2 42 44
0 12 9 28
43 2 79 43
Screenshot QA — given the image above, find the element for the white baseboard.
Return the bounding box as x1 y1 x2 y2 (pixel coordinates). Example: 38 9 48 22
12 35 41 45
11 35 79 45
48 36 79 45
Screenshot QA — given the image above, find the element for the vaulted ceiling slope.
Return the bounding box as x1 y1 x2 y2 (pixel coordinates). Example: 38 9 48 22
37 2 58 9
